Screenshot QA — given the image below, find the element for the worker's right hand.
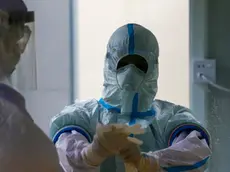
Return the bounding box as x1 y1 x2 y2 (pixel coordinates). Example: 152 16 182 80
137 154 160 172
81 123 144 166
120 144 160 172
120 143 142 167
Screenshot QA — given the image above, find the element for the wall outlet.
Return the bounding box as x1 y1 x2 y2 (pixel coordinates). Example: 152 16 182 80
193 59 216 83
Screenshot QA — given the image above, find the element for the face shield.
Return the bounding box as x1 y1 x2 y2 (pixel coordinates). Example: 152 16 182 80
8 11 37 90
8 10 34 53
0 10 34 71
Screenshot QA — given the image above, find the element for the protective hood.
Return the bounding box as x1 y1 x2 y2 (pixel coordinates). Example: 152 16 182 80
101 23 159 113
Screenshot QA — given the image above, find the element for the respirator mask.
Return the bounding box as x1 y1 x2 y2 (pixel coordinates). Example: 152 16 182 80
117 64 145 91
116 55 148 113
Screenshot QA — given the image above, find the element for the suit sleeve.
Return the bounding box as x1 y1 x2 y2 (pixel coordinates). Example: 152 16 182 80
145 105 211 172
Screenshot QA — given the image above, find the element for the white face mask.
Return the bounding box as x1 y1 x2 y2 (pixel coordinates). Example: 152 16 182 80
116 64 145 113
116 64 145 92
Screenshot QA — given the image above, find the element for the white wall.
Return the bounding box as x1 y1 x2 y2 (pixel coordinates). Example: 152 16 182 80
12 0 72 134
77 0 189 107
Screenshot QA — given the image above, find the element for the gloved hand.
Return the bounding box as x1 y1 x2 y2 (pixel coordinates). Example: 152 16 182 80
120 144 160 172
120 143 142 172
81 123 144 167
122 130 211 172
120 143 142 168
137 154 160 172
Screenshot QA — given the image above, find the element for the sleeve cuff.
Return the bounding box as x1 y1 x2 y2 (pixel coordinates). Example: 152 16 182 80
52 125 92 144
168 124 210 146
162 157 209 172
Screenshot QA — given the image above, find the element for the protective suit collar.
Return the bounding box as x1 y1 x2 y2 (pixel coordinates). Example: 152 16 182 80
101 23 159 116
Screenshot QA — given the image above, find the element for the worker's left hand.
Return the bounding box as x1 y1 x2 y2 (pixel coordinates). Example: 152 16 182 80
119 143 142 168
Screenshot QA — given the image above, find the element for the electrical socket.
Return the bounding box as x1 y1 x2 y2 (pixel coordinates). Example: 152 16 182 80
193 59 216 84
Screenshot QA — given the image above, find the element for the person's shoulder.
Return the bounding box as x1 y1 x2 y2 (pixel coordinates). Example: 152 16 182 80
67 98 98 111
50 98 99 139
153 99 192 116
154 99 189 108
74 98 98 107
57 98 98 116
153 99 176 110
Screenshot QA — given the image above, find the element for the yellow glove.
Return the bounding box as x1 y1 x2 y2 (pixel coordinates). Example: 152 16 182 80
120 143 141 167
120 144 160 172
120 143 141 172
82 123 144 166
137 154 160 172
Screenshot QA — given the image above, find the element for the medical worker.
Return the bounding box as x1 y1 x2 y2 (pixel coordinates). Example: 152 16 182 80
0 0 62 171
50 23 211 172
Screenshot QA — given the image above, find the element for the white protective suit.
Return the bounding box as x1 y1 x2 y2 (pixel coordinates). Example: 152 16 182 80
50 23 211 172
0 1 62 171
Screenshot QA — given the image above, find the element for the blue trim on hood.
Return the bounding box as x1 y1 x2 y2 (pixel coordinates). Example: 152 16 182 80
127 24 135 54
